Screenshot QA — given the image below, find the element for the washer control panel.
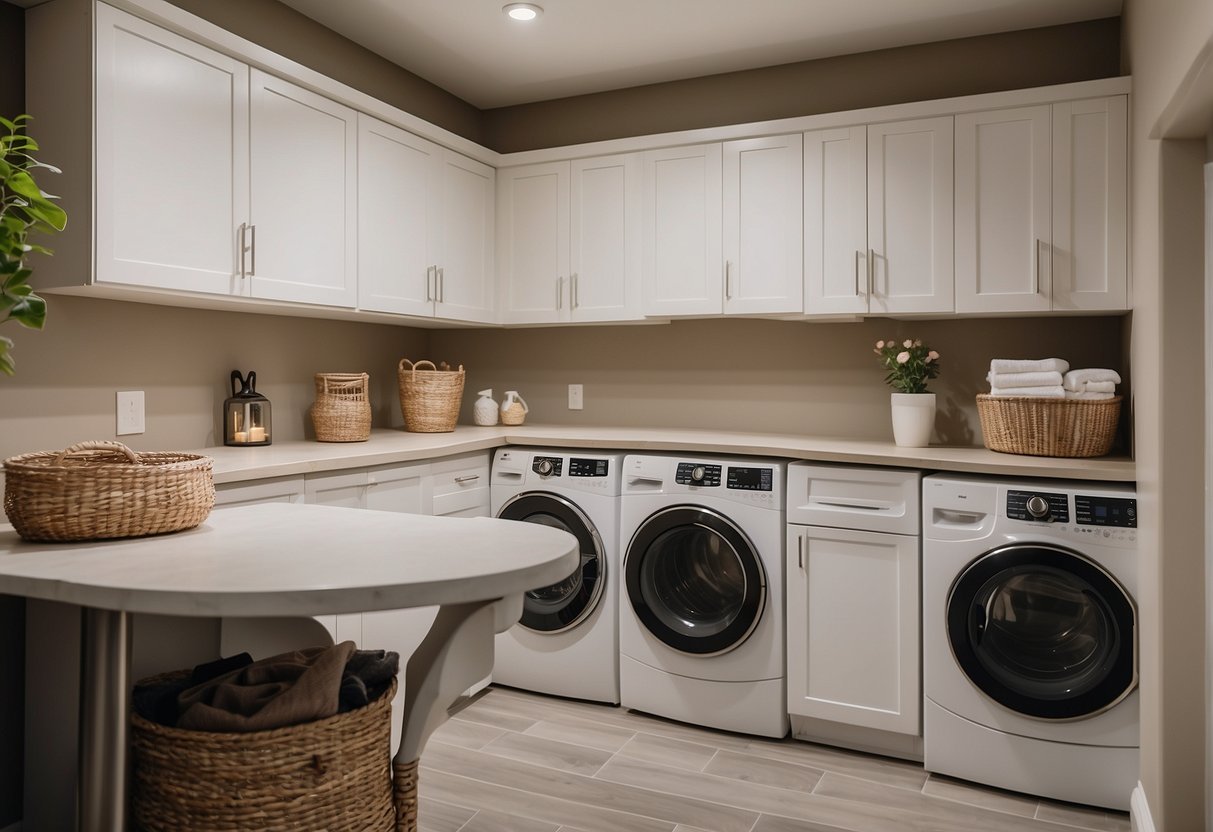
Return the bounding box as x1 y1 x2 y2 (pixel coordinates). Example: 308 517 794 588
532 456 563 477
568 457 610 478
1007 490 1069 523
727 466 774 492
1075 494 1137 528
675 462 721 486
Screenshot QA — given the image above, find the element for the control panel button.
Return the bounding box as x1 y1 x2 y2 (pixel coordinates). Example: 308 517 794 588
1007 490 1068 523
532 456 563 477
676 462 721 486
1025 495 1050 519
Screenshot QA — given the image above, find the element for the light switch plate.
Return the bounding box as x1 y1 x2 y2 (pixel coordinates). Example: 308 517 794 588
116 391 145 435
568 384 584 410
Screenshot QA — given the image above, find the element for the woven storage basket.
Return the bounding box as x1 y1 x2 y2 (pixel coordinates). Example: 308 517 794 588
397 359 464 433
976 395 1122 458
3 441 214 542
311 372 372 442
131 673 417 832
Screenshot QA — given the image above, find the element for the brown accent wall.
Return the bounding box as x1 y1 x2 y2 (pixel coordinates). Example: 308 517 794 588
483 18 1122 152
162 0 484 144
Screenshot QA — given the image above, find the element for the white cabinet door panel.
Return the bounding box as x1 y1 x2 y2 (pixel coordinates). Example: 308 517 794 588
571 154 642 322
95 6 248 294
642 144 723 316
955 106 1052 313
497 162 569 324
804 126 868 316
250 69 357 307
357 115 440 317
214 476 305 507
867 117 954 315
364 463 428 514
1052 97 1128 311
436 152 496 323
723 135 803 315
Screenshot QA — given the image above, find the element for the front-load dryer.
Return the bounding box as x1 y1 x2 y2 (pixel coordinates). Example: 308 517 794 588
619 453 788 738
923 474 1138 810
491 447 623 704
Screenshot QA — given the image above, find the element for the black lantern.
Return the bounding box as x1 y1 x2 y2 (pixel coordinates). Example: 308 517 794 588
224 370 272 446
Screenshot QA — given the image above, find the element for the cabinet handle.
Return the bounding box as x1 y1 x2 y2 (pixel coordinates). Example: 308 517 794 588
571 273 579 310
867 248 875 297
426 265 435 301
798 534 804 569
1032 238 1041 295
855 250 864 296
237 224 247 279
556 276 564 310
726 260 734 299
454 475 480 484
438 267 445 303
247 224 256 277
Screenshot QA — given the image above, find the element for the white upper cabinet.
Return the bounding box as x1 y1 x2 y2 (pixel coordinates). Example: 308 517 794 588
722 135 803 315
435 152 496 323
357 115 442 317
569 154 643 322
955 106 1053 314
867 117 954 315
497 162 570 324
95 5 249 294
1052 97 1128 311
249 69 357 308
804 126 869 316
642 143 724 317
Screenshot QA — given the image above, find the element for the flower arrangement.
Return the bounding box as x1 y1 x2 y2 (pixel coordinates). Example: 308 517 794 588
873 338 941 394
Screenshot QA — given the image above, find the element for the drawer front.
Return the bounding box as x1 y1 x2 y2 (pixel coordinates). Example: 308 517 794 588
430 451 490 495
787 462 920 535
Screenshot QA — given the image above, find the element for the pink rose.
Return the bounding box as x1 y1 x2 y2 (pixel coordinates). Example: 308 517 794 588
876 340 885 349
903 339 913 348
928 350 940 360
914 339 922 347
896 351 910 364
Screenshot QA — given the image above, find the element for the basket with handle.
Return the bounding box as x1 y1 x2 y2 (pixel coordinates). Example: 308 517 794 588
311 372 372 442
397 359 464 433
976 394 1122 458
2 440 214 541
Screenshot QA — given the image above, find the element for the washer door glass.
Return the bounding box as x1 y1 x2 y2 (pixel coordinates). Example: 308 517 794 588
625 506 765 656
497 493 605 634
947 544 1136 719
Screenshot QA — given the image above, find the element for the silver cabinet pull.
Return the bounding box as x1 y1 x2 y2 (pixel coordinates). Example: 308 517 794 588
855 250 864 296
438 267 445 303
426 265 435 301
571 273 579 310
247 224 256 276
556 276 564 310
454 475 480 484
798 534 804 569
867 248 875 297
237 224 248 279
1032 238 1041 295
725 260 733 299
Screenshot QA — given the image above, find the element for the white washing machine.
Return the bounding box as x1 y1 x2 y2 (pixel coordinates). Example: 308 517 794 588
619 453 788 738
491 447 623 704
923 474 1138 810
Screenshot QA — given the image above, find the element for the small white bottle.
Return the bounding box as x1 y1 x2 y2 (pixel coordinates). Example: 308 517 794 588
473 389 499 426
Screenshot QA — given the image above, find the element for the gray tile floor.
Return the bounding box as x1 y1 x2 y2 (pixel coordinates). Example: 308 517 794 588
418 686 1131 832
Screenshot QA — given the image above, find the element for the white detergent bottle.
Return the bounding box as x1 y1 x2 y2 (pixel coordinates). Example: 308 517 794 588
473 389 499 426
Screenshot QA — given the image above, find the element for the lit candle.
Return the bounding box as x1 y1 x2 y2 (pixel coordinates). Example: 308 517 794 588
233 431 248 443
249 426 267 443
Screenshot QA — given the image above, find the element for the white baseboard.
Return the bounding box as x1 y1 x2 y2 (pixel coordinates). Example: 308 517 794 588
1131 782 1156 832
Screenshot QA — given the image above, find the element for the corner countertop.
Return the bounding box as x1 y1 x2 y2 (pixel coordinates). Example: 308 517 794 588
198 425 1135 484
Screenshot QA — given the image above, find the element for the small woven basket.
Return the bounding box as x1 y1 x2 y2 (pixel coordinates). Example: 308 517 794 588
3 441 214 542
130 673 416 832
311 372 372 442
397 359 464 433
976 395 1122 458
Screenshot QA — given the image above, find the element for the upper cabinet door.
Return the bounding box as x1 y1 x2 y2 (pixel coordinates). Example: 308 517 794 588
804 126 869 316
357 115 440 317
1052 97 1128 311
867 117 954 315
955 106 1052 314
722 135 803 315
570 153 643 322
95 5 249 295
249 69 357 307
436 152 496 324
497 162 570 325
642 144 724 317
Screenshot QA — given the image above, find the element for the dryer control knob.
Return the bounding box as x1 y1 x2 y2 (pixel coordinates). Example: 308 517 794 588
1026 495 1050 519
691 465 706 483
536 459 555 476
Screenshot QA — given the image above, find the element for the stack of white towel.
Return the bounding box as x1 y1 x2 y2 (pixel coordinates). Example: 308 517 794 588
987 359 1120 400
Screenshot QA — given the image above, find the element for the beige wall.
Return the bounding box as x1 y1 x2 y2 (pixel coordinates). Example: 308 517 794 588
483 18 1121 152
1122 1 1213 829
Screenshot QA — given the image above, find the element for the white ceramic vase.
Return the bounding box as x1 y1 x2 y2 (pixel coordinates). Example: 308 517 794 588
890 392 936 447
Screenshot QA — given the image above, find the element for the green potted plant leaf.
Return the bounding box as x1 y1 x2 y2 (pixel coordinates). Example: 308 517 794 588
0 114 67 375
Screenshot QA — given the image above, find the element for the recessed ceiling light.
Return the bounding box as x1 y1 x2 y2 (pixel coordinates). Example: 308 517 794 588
503 3 542 21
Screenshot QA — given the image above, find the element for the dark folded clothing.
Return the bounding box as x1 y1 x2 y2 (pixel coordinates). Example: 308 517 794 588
133 652 253 727
338 649 400 712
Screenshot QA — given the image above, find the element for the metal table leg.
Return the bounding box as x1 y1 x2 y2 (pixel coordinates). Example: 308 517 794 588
78 608 131 832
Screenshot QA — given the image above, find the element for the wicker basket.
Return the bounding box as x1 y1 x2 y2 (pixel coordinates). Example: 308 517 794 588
311 373 372 442
976 395 1122 458
397 359 464 433
3 441 214 542
131 673 416 832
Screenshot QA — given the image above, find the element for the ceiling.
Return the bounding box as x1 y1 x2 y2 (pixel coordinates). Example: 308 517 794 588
277 0 1122 109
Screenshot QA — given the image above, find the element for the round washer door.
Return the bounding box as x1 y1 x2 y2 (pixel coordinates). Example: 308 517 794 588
497 492 605 634
946 543 1136 720
624 505 765 656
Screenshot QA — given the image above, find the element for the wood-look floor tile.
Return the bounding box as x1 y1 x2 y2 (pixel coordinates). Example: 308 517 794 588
596 754 823 819
750 815 861 832
420 766 675 832
418 797 476 832
1035 801 1131 831
424 740 759 832
739 739 929 792
703 749 824 793
525 717 637 753
431 717 509 750
454 698 541 733
617 732 719 772
482 730 614 777
921 773 1039 818
460 808 562 832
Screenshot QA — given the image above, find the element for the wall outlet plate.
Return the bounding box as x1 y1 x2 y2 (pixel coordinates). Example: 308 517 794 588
116 390 145 435
568 383 584 410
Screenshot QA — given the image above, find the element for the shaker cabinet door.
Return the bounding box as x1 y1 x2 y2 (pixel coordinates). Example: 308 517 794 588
497 162 570 324
435 152 496 323
570 153 643 322
804 126 869 316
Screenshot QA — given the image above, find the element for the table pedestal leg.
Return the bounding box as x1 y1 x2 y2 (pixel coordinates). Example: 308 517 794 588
78 608 131 832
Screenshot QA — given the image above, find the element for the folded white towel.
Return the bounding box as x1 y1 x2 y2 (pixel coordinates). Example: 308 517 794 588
988 386 1066 398
990 358 1070 375
1065 390 1116 401
1072 380 1116 394
987 371 1064 389
1063 368 1121 391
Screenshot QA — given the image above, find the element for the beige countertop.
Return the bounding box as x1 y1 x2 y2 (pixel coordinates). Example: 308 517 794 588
201 425 1135 483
